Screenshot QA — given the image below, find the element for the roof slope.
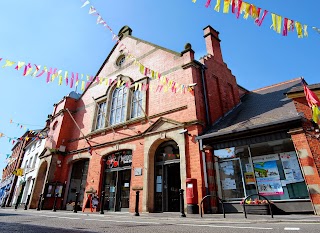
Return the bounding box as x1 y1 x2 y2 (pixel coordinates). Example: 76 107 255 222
200 78 302 138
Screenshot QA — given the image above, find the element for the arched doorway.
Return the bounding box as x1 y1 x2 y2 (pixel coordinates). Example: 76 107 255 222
101 150 132 212
66 159 89 208
154 140 180 212
29 161 47 208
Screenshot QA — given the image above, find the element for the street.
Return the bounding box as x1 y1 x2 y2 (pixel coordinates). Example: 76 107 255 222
0 208 319 233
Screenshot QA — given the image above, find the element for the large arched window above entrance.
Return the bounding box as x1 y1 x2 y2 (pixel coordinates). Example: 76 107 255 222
155 141 180 163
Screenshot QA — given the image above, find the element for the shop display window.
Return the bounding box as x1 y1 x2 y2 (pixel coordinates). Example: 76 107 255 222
215 139 309 201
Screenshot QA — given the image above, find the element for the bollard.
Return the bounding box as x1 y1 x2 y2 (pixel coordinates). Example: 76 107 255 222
36 194 43 211
134 191 140 216
24 194 31 210
179 189 186 217
73 192 79 213
100 191 105 214
52 193 58 212
14 200 19 210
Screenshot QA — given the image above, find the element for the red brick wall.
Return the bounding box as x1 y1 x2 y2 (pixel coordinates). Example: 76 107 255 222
44 26 240 212
290 96 320 214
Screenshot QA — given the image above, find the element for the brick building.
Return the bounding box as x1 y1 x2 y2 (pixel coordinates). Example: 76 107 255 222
28 25 320 215
0 131 33 207
197 78 320 214
29 25 240 213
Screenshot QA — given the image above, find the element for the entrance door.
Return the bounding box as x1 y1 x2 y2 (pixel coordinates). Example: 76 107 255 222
155 162 180 212
66 160 89 207
104 169 131 212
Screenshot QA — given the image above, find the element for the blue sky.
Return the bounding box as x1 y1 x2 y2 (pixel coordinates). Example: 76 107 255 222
0 0 319 174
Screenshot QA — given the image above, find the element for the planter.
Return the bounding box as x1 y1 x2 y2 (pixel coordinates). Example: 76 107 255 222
244 204 271 215
66 205 74 211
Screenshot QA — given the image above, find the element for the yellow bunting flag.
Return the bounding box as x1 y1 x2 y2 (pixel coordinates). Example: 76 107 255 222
192 0 196 2
312 105 320 125
271 13 282 34
214 0 221 12
81 81 85 91
134 83 138 91
295 21 303 38
223 0 230 14
117 80 121 87
58 74 63 85
243 2 250 19
251 5 258 19
2 60 15 68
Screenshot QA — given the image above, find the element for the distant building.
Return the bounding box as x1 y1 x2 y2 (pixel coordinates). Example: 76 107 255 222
0 131 34 207
11 137 46 208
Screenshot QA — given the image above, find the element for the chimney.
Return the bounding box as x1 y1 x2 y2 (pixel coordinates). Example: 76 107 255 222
203 25 223 63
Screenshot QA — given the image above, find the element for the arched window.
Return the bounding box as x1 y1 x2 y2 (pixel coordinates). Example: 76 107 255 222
95 101 107 130
131 90 143 119
110 85 128 125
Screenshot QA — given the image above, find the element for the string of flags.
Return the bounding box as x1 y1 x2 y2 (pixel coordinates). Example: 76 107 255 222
301 78 320 127
193 0 320 38
80 0 195 95
0 130 45 145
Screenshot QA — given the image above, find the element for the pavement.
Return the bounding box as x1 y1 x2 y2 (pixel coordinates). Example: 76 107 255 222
2 207 320 224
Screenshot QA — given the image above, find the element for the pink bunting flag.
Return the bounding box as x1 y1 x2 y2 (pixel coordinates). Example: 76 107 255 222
46 68 52 83
283 18 288 36
236 0 243 19
205 0 211 8
70 72 74 88
256 10 268 26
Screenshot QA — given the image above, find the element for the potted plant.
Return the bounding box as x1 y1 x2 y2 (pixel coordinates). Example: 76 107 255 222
240 198 272 215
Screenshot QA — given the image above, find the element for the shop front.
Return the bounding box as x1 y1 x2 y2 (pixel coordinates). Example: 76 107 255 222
102 150 132 212
214 138 313 213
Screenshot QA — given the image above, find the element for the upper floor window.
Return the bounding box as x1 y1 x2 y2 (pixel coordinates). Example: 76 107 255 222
116 55 126 67
93 78 146 131
110 85 128 125
96 101 107 130
131 90 143 119
32 153 38 168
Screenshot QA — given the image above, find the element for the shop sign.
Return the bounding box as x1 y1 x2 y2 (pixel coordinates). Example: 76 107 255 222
106 150 132 169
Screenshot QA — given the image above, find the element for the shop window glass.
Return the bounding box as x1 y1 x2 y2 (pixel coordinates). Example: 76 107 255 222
250 139 308 200
215 139 309 201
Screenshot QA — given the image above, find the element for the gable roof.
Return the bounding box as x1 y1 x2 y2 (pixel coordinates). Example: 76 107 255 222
197 78 302 140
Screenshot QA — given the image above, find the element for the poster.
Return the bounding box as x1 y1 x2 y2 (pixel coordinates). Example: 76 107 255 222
244 172 255 185
252 154 283 195
280 152 304 184
219 161 234 176
245 163 253 173
256 179 283 196
222 178 236 190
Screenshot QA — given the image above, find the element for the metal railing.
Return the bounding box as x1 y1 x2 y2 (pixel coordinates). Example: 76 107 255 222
200 195 225 218
242 194 273 218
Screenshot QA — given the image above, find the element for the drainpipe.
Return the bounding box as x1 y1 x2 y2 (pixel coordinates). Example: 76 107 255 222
199 139 208 194
200 64 210 127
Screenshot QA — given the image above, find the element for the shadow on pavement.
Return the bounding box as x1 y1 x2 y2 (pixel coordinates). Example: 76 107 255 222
0 221 96 233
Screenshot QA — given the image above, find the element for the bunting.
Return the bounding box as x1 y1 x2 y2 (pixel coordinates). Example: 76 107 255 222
193 0 314 38
80 1 196 95
301 78 320 126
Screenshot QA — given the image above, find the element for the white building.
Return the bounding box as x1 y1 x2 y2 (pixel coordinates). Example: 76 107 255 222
12 138 45 207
